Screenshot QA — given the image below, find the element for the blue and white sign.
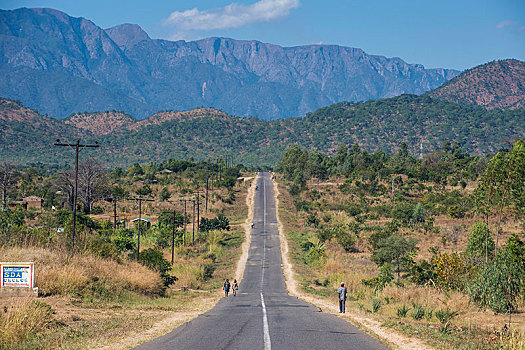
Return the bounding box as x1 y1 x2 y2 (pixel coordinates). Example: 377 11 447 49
0 262 34 289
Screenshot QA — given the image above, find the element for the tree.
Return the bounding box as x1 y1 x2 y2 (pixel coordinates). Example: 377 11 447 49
136 184 152 197
159 187 170 201
77 158 109 214
465 221 494 262
474 141 525 251
0 162 18 210
371 235 418 278
467 250 523 314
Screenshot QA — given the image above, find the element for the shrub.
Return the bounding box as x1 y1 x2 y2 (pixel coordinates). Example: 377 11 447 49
371 299 382 313
397 304 409 318
113 229 136 253
135 248 177 287
409 259 436 285
412 303 425 320
199 214 230 232
467 250 523 313
91 206 104 214
433 252 467 290
435 308 458 324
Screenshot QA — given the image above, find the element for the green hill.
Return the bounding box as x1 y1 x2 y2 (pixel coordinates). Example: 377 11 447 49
1 95 524 167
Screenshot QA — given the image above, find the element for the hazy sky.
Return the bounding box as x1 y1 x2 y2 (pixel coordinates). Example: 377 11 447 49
2 0 524 70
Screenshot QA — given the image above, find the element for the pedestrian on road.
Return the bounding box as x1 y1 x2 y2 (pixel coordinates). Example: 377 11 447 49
223 279 231 296
338 282 347 313
232 279 239 296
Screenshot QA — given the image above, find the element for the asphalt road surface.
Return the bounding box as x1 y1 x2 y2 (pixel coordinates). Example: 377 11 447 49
135 173 388 350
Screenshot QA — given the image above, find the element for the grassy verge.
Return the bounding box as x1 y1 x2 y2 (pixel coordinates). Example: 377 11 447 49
0 180 252 350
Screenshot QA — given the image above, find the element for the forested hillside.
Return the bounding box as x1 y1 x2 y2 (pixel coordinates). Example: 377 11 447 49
1 95 524 167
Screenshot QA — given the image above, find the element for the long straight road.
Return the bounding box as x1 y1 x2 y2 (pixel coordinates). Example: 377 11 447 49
135 173 388 350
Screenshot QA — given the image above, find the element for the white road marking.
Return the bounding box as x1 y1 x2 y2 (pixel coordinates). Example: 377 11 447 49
261 176 271 350
261 292 272 350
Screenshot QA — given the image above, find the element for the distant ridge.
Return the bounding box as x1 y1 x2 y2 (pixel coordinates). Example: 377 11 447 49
0 7 459 119
428 59 525 110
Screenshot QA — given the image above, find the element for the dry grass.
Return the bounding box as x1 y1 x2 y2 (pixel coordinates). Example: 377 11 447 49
277 175 525 349
0 297 53 348
0 247 164 298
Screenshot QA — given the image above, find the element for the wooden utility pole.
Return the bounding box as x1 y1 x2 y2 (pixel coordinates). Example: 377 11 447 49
171 209 176 264
128 197 153 261
196 191 200 235
113 197 118 231
192 200 196 245
183 199 187 247
205 177 209 213
54 139 99 253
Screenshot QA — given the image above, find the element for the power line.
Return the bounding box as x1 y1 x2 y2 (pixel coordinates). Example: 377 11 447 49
127 197 154 262
54 139 99 253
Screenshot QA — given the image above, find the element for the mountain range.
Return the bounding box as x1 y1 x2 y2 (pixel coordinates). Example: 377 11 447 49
0 7 460 120
2 58 524 167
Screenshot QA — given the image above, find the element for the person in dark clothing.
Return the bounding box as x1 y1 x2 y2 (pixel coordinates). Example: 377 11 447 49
338 282 347 313
223 279 231 296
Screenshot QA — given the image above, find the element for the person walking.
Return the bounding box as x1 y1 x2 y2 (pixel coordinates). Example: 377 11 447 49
223 279 231 296
232 279 239 296
338 282 347 313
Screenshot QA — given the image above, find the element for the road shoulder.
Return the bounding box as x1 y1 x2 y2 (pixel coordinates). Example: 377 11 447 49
273 179 434 350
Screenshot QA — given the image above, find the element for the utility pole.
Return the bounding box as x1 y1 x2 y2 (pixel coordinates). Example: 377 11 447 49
196 192 200 234
128 197 153 262
54 139 99 253
171 209 176 264
182 199 187 247
205 177 209 213
192 200 196 245
113 198 118 230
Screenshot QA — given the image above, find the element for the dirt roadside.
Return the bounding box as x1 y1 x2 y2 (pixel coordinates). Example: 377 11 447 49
101 175 258 350
273 180 434 350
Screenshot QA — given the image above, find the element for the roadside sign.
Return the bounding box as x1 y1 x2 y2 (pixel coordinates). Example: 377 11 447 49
0 262 35 289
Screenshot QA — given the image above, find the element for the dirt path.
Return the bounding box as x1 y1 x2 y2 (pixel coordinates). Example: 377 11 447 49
273 180 434 350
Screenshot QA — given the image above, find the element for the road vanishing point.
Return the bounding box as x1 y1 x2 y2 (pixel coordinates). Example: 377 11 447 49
135 173 389 350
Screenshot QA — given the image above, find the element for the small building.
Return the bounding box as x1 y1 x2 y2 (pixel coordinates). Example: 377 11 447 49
8 201 27 210
23 196 43 209
130 218 152 229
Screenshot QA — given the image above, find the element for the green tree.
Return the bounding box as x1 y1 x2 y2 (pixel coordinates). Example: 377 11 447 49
467 250 523 314
159 187 170 201
371 235 418 278
474 141 525 251
466 221 495 262
136 184 152 196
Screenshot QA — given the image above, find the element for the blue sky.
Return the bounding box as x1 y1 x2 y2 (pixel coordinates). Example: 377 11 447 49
2 0 524 70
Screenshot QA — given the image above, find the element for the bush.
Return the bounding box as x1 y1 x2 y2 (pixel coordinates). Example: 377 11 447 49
435 308 458 324
199 214 230 232
371 299 382 313
91 206 104 214
412 303 425 320
397 304 409 318
409 259 436 285
114 229 136 253
467 250 523 313
433 252 467 290
135 248 177 287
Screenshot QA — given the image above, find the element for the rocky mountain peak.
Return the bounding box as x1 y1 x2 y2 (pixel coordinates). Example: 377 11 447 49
429 59 525 110
105 23 151 49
